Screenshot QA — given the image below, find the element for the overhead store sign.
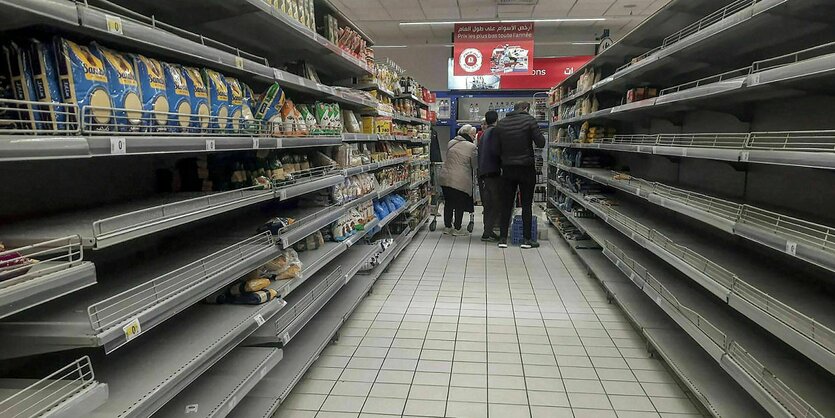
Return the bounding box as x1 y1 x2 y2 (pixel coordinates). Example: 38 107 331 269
453 22 534 76
448 56 593 90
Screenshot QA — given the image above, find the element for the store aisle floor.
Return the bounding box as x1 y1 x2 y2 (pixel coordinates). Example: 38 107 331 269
273 216 704 418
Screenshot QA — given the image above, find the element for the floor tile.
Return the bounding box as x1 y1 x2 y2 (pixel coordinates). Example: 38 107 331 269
330 381 373 397
488 403 532 418
319 395 365 413
403 399 446 417
408 384 448 401
445 401 487 418
361 397 407 415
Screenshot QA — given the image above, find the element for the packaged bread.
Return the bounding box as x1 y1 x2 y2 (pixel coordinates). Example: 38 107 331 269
54 38 111 128
163 62 191 132
132 54 169 130
4 42 39 130
297 104 319 135
203 68 230 132
93 44 142 131
182 66 209 131
280 99 301 135
28 39 66 131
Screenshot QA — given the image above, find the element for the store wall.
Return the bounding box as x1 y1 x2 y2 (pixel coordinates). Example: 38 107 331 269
376 47 451 91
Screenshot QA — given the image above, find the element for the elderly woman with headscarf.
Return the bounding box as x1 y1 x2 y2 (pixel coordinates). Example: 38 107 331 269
438 124 478 235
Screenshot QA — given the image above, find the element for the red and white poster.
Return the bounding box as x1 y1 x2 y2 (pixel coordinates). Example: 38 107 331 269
448 56 593 90
453 22 534 76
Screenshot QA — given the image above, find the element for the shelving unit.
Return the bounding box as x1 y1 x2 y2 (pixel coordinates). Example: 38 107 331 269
0 356 108 418
546 1 835 417
0 0 432 416
228 222 426 418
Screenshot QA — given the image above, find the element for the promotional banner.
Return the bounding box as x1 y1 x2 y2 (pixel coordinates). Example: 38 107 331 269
448 56 593 90
453 22 534 76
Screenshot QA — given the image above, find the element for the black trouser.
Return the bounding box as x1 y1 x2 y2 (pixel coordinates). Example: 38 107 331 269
442 186 469 230
499 165 536 240
478 175 501 236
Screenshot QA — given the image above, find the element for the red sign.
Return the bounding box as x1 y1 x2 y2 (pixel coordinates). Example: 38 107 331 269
453 22 534 76
498 56 593 89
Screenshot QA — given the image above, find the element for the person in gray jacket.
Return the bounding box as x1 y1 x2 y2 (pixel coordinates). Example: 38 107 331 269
438 124 478 236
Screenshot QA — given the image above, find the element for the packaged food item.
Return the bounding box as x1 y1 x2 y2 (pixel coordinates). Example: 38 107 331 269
225 77 244 131
182 66 210 131
229 277 271 295
203 68 230 132
280 99 305 136
28 39 66 131
93 44 142 131
255 82 285 134
297 104 319 135
132 54 168 130
0 242 37 282
342 109 360 133
54 38 111 128
163 62 191 132
4 42 39 130
262 249 302 280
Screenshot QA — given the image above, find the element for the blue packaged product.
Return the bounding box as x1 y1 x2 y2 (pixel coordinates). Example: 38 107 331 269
202 68 230 132
92 43 142 131
3 42 39 130
132 54 168 130
54 38 111 129
162 62 191 132
182 66 210 132
225 77 243 131
28 39 66 131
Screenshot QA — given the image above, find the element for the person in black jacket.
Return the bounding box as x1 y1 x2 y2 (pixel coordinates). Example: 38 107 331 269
492 101 546 248
477 110 500 241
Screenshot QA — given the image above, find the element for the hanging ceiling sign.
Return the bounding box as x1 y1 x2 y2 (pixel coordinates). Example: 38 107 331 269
453 22 534 76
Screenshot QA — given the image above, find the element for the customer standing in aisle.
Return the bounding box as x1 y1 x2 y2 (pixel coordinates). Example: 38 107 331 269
493 101 546 248
438 124 477 236
477 110 500 241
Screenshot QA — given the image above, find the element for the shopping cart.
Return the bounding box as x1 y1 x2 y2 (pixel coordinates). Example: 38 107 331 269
428 162 475 233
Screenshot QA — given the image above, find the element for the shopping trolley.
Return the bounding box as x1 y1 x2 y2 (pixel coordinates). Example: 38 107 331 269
428 162 475 233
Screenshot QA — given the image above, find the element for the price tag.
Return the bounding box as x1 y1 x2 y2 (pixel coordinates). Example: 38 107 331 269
254 314 266 326
234 56 245 70
275 138 283 148
252 138 260 149
273 68 284 81
228 396 237 411
345 274 350 285
105 14 123 35
206 139 216 151
785 241 797 255
281 332 291 343
110 137 126 155
740 151 749 162
184 404 199 414
260 367 268 377
279 189 287 200
123 317 141 342
680 148 688 157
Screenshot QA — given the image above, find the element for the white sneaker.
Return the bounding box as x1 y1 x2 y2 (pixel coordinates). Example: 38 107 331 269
443 227 452 235
452 228 469 236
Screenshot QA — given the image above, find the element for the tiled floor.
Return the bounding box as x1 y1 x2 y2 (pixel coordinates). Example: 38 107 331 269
273 216 704 418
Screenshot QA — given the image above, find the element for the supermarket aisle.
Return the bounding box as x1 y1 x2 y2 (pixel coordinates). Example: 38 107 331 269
273 218 703 418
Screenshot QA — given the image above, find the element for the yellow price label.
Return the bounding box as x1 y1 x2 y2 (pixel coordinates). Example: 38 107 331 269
105 14 124 35
123 317 141 341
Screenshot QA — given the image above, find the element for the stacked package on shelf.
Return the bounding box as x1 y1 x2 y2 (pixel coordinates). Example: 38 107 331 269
331 201 376 242
274 0 315 30
2 36 261 135
254 82 342 137
204 247 302 305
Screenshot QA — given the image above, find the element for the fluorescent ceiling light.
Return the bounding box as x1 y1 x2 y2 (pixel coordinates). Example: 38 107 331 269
400 18 605 26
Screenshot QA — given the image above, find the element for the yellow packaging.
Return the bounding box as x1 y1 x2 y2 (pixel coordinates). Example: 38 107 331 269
361 116 375 134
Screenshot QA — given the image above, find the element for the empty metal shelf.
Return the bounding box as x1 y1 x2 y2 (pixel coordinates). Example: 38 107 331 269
0 236 97 320
151 347 282 418
0 230 278 358
0 356 108 418
88 296 285 418
554 183 835 374
553 188 835 417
